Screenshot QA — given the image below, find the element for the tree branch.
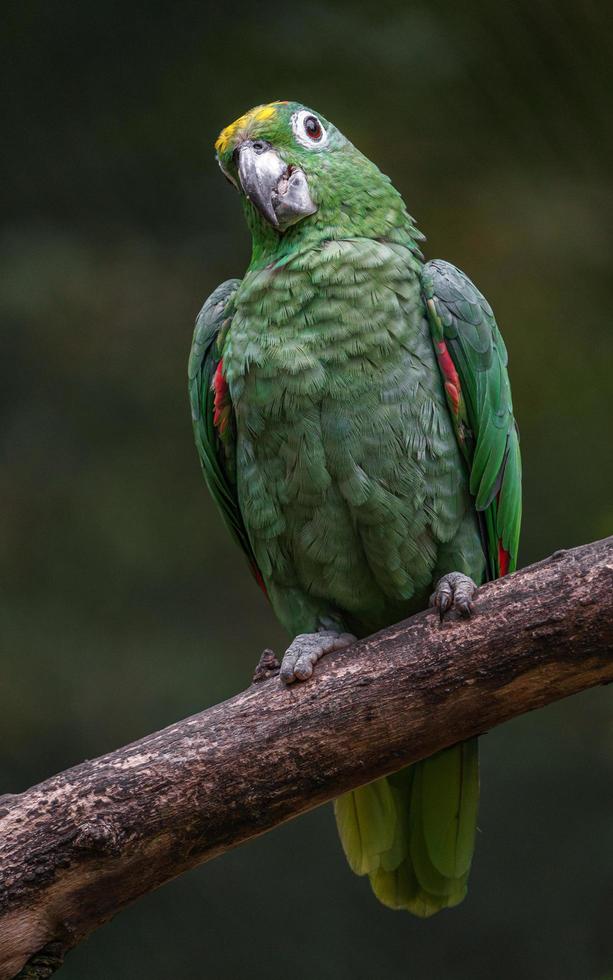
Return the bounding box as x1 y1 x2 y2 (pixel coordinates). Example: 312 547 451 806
2 537 612 978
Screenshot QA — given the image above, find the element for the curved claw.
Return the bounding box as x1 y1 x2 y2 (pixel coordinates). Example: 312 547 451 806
430 572 478 622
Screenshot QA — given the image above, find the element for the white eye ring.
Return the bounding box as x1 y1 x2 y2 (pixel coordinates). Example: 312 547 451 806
291 110 328 149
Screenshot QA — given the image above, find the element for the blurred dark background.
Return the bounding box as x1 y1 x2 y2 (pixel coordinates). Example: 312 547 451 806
2 1 612 977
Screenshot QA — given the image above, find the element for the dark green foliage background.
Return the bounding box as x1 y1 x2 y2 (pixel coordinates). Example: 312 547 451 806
2 1 612 977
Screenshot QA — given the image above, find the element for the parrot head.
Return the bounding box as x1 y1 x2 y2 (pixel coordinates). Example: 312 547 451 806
215 101 410 245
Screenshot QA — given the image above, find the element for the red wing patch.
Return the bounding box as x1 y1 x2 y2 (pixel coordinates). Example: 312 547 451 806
435 340 461 418
252 565 268 598
212 360 231 436
497 539 510 577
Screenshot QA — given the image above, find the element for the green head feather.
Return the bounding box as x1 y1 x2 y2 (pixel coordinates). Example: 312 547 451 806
215 101 422 264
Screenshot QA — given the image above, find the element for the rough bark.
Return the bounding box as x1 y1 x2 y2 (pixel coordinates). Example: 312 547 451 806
1 537 612 978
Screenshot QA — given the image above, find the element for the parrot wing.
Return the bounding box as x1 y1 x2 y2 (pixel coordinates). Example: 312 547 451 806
422 259 522 578
188 279 266 593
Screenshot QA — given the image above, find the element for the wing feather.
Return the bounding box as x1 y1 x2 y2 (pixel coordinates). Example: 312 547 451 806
188 279 265 591
423 260 522 577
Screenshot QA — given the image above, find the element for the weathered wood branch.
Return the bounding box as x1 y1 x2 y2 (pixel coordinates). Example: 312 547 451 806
1 537 613 978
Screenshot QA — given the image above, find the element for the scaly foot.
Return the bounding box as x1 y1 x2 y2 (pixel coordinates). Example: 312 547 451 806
429 572 478 621
280 630 356 685
252 648 280 683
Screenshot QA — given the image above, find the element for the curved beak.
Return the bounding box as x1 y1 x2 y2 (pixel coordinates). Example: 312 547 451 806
235 141 317 231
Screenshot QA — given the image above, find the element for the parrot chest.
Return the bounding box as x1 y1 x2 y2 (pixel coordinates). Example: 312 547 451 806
223 240 478 630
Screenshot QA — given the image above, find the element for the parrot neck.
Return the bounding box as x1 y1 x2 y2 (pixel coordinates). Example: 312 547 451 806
242 170 424 270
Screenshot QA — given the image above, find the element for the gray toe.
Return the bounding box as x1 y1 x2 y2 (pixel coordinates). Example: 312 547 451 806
280 630 356 685
430 572 478 621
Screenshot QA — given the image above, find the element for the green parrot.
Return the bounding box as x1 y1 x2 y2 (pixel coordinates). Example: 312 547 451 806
189 101 521 916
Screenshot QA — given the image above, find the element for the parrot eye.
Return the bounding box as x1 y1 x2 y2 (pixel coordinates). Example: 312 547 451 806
304 116 322 140
291 110 328 149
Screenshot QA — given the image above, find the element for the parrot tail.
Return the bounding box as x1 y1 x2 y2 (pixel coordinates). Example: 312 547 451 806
334 739 479 916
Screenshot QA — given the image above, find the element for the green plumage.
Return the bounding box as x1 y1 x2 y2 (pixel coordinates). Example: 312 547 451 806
190 102 521 915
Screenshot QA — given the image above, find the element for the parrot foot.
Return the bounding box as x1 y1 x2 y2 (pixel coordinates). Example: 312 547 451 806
429 572 478 621
280 629 356 685
252 648 280 684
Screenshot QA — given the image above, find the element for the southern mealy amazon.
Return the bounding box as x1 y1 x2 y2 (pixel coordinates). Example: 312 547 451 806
188 101 521 915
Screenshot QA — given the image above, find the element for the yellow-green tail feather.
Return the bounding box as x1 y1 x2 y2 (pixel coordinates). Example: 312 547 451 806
334 739 479 917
